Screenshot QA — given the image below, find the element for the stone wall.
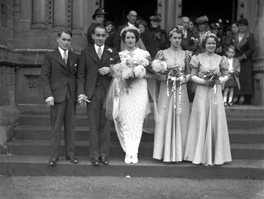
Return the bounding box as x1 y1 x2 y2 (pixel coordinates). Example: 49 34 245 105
0 0 19 153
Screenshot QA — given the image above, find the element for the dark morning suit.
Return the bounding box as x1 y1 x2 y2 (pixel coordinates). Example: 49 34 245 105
77 45 120 159
40 48 79 158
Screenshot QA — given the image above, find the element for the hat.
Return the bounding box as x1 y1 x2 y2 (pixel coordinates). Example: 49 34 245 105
150 15 162 22
92 8 107 19
237 18 248 26
210 23 220 30
105 21 113 26
195 15 209 24
136 20 148 27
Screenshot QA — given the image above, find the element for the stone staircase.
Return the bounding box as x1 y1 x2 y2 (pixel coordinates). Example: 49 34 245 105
0 104 264 179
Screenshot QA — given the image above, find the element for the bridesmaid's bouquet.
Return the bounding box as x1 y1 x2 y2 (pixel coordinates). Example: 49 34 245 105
198 69 221 94
147 51 167 75
167 67 185 84
198 69 221 83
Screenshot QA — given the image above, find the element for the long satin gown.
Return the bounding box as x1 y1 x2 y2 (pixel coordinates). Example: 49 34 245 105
111 48 151 156
184 52 232 166
153 48 191 162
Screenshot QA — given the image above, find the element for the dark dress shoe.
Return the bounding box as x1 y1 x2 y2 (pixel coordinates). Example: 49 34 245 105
91 158 100 166
49 157 59 166
99 157 109 165
66 156 78 164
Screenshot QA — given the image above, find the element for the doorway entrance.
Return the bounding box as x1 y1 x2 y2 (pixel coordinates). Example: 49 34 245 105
182 0 237 24
104 0 157 27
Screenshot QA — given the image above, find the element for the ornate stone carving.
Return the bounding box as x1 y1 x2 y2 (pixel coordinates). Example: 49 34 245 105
25 75 40 90
66 0 72 29
46 0 53 27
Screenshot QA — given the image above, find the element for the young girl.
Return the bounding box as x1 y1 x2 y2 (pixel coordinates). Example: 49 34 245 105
223 45 241 106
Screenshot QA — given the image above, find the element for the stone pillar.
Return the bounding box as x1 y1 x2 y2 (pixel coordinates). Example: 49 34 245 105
53 0 67 31
251 0 264 106
31 0 46 28
72 0 84 34
157 0 182 31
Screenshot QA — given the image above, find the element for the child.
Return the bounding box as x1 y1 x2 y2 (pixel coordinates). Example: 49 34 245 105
223 45 241 106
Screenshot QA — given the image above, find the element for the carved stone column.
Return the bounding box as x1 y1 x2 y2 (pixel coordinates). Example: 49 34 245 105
31 0 46 28
157 0 182 31
53 0 67 31
72 0 84 34
251 0 264 105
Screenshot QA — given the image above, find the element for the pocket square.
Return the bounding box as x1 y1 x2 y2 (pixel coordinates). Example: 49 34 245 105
110 58 114 61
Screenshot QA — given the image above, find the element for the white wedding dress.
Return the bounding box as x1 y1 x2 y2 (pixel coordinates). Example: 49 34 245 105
106 48 151 157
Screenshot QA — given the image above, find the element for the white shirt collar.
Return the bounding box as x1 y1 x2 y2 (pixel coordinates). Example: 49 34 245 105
127 22 135 27
58 47 68 58
94 44 104 52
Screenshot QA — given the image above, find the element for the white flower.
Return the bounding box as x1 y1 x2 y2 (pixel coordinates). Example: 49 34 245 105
133 65 146 78
107 48 113 53
151 59 167 73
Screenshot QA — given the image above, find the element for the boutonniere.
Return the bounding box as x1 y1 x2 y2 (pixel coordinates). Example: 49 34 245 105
107 48 113 54
74 63 77 67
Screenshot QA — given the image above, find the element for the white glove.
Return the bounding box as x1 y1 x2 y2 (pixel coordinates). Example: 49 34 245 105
78 94 90 105
45 96 54 106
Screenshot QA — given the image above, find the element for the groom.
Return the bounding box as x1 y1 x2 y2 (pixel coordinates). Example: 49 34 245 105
77 25 120 166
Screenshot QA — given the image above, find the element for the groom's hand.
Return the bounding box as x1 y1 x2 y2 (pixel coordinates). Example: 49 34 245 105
99 67 110 76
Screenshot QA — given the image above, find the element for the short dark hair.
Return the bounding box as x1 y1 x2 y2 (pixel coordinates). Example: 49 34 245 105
227 45 236 52
121 28 140 43
92 24 107 34
58 30 72 38
202 34 220 48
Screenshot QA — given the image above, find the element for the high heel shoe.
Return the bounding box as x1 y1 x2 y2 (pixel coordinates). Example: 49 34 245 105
131 155 138 164
124 154 132 164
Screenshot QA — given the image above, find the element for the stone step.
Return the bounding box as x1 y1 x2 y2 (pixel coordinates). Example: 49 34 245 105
17 104 264 118
6 139 264 160
0 155 263 179
14 126 264 144
18 114 264 129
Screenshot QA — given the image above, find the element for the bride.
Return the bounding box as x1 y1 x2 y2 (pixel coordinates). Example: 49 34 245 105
105 26 151 164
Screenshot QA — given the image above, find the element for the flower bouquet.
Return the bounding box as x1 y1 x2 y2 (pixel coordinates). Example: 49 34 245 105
147 51 167 75
111 54 150 89
198 69 221 95
166 67 185 114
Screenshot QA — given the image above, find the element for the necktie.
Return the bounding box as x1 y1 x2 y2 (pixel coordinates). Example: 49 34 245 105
97 47 102 59
63 50 68 65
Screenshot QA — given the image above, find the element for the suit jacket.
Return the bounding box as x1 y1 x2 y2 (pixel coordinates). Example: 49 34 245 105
231 31 255 59
180 30 195 51
77 45 120 99
40 48 79 103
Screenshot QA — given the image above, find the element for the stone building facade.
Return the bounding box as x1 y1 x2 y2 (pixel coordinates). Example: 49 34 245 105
0 0 263 149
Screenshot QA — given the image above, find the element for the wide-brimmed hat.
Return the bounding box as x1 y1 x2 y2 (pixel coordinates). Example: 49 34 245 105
196 15 209 24
150 15 162 22
237 18 248 26
92 8 107 19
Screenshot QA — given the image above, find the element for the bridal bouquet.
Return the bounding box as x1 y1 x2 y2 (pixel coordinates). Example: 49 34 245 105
111 54 151 88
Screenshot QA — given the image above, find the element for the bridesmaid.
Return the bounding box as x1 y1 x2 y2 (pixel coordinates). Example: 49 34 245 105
153 26 191 162
184 31 232 166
